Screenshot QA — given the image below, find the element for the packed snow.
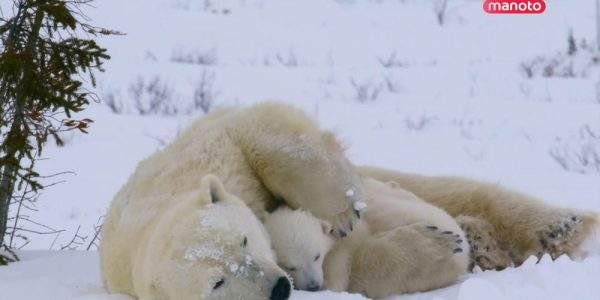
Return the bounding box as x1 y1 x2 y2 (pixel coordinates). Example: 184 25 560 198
2 0 600 299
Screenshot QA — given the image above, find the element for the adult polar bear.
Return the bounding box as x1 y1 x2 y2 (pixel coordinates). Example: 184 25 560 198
101 102 599 299
101 102 365 300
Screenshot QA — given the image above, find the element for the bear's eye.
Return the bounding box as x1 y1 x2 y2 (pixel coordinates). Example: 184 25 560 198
314 254 320 261
213 278 225 290
242 236 248 247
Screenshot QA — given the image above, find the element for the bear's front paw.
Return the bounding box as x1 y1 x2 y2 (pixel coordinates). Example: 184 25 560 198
457 215 512 271
330 205 362 238
423 225 465 255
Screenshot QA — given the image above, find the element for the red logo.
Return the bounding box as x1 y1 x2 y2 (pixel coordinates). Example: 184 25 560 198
483 0 546 14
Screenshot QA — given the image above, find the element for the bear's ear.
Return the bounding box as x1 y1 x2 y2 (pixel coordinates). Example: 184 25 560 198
200 174 227 204
320 220 333 236
384 181 400 189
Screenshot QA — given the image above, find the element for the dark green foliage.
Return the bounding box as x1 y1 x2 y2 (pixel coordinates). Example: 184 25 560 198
0 0 117 263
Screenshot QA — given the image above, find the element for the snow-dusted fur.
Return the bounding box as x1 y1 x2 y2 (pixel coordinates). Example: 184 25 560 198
266 178 470 299
134 175 286 299
264 207 334 291
100 102 363 299
359 166 600 268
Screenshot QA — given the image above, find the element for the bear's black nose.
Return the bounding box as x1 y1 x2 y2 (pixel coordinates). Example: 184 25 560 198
270 276 291 300
306 282 321 292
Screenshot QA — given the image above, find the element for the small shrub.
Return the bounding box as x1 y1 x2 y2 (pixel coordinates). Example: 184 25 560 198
104 92 124 114
521 32 599 79
549 125 600 174
350 78 383 103
378 52 405 68
129 76 179 116
434 0 448 26
171 48 218 66
275 51 299 67
193 70 219 114
405 114 437 131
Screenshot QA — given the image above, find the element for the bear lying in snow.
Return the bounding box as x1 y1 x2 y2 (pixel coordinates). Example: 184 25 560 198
101 102 363 299
101 102 600 299
358 167 600 269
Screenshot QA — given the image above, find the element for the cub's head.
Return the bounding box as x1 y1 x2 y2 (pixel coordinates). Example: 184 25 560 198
153 175 292 300
264 207 334 291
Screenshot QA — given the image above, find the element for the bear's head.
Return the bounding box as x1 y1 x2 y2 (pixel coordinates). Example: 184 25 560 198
264 207 334 291
147 175 292 300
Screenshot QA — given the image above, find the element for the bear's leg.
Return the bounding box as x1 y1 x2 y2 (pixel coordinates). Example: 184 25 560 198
347 223 467 298
358 166 600 264
456 215 512 271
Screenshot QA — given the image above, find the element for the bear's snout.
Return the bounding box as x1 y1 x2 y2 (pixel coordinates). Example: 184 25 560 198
270 276 291 300
306 281 321 292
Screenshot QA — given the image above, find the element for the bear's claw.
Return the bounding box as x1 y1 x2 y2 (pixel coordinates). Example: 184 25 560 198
423 225 465 255
536 214 584 259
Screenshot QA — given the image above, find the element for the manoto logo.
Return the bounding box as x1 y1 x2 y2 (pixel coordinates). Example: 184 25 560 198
483 0 546 14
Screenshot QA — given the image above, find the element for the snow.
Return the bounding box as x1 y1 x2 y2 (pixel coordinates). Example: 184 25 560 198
353 201 367 211
2 0 600 299
346 189 355 198
2 251 600 300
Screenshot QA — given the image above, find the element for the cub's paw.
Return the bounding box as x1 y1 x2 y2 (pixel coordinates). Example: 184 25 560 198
457 215 511 271
330 196 364 238
537 214 584 259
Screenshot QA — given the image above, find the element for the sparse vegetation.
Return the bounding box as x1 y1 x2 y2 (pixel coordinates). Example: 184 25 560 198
129 76 179 116
434 0 448 26
350 77 383 103
378 52 405 68
405 114 437 131
193 69 219 114
550 125 600 174
171 48 218 66
521 31 599 78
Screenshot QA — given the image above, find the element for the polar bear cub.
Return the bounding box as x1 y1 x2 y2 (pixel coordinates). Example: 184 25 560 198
264 207 335 291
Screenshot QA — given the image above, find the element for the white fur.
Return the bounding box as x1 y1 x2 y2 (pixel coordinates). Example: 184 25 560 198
266 179 471 298
264 207 334 291
101 103 363 299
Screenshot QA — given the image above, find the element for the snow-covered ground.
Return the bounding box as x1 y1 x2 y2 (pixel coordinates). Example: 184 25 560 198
2 0 600 299
2 251 599 299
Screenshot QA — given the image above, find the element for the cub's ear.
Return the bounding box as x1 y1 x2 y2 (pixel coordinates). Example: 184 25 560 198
200 174 227 204
321 130 347 152
321 220 333 236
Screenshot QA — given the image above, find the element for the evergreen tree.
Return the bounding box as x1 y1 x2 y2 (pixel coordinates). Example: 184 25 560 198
0 0 116 264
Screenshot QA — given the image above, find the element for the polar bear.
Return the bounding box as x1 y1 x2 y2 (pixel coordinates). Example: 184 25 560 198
101 103 364 299
265 178 470 299
358 167 600 270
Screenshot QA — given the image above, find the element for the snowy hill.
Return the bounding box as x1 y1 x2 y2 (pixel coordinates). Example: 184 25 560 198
2 0 600 299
